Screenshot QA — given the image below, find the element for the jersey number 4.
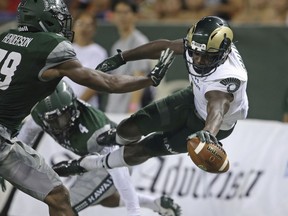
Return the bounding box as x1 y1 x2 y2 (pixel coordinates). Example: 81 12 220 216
0 48 21 90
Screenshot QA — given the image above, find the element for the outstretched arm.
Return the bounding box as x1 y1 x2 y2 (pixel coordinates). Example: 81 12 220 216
42 48 174 92
188 90 233 144
96 39 182 72
203 90 233 135
122 39 184 60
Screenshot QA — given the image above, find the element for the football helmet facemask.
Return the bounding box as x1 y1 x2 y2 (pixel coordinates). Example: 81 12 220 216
31 80 80 137
17 0 74 41
184 16 233 77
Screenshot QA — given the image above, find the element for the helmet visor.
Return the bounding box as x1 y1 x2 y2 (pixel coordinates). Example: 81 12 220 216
188 49 220 66
49 9 74 41
43 109 72 133
185 46 222 76
61 14 74 42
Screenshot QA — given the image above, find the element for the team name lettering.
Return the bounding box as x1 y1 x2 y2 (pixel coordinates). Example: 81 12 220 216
164 137 178 154
74 175 113 212
2 33 33 47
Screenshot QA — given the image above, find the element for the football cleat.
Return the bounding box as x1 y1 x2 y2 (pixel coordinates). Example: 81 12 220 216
52 158 87 177
155 195 182 216
96 128 119 146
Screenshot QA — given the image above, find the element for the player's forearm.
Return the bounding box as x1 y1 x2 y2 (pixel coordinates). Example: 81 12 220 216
100 74 153 93
204 91 232 135
204 101 228 135
17 117 43 146
204 111 224 135
122 39 172 61
204 100 231 135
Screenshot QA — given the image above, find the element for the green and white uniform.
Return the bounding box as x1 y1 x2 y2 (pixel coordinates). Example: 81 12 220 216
0 29 76 201
19 100 139 213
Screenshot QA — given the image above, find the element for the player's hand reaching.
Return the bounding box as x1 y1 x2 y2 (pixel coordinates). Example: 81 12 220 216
148 48 175 86
96 49 126 72
188 130 218 144
52 159 87 177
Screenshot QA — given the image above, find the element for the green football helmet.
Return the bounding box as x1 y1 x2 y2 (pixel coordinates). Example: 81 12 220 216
17 0 74 41
31 80 80 136
184 16 233 77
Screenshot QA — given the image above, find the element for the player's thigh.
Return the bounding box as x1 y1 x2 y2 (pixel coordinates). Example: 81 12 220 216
132 86 194 135
0 141 62 201
70 169 117 212
164 107 207 153
165 116 234 153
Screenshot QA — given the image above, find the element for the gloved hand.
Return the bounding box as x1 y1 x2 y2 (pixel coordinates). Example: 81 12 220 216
188 130 218 144
148 48 175 86
96 49 126 72
52 158 87 177
0 176 7 192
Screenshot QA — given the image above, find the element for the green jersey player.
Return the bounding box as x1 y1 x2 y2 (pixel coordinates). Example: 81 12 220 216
0 0 173 215
19 80 181 216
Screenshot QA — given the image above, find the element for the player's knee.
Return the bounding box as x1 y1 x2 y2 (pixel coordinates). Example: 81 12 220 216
117 118 141 139
140 132 172 157
44 185 71 209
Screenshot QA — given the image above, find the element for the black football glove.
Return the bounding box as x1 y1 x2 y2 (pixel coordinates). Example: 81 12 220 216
96 49 126 72
148 48 175 86
0 176 6 192
188 130 218 144
52 159 87 177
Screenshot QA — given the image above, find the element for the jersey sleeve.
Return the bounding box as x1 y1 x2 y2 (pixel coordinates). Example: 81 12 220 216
39 40 77 81
205 77 243 94
47 40 76 65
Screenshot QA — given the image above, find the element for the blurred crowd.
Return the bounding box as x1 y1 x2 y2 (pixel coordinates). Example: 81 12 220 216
1 0 288 26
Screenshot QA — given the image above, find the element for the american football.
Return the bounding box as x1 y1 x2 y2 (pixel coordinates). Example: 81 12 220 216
187 136 229 173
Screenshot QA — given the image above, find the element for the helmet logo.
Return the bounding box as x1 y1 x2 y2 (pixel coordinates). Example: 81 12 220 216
191 41 206 52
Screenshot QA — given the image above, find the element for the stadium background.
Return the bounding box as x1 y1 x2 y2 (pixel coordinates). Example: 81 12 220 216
0 22 288 215
93 23 288 122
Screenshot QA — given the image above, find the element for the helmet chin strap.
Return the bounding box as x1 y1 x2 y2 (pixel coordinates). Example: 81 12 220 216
39 21 49 32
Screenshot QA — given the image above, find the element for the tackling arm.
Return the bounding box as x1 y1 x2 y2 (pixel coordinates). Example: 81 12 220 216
123 39 184 61
96 41 180 72
42 48 174 91
42 59 153 93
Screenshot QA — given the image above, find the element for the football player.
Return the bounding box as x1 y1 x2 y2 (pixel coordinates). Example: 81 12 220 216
18 80 182 216
55 16 249 175
0 0 173 215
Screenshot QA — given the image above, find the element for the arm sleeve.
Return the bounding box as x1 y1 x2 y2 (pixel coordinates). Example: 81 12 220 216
107 167 141 216
17 115 43 147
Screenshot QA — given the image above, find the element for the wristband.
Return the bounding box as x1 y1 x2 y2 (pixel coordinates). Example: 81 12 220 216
116 49 126 63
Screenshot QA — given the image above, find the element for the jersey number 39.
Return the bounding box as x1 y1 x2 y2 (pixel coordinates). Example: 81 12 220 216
0 48 21 90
